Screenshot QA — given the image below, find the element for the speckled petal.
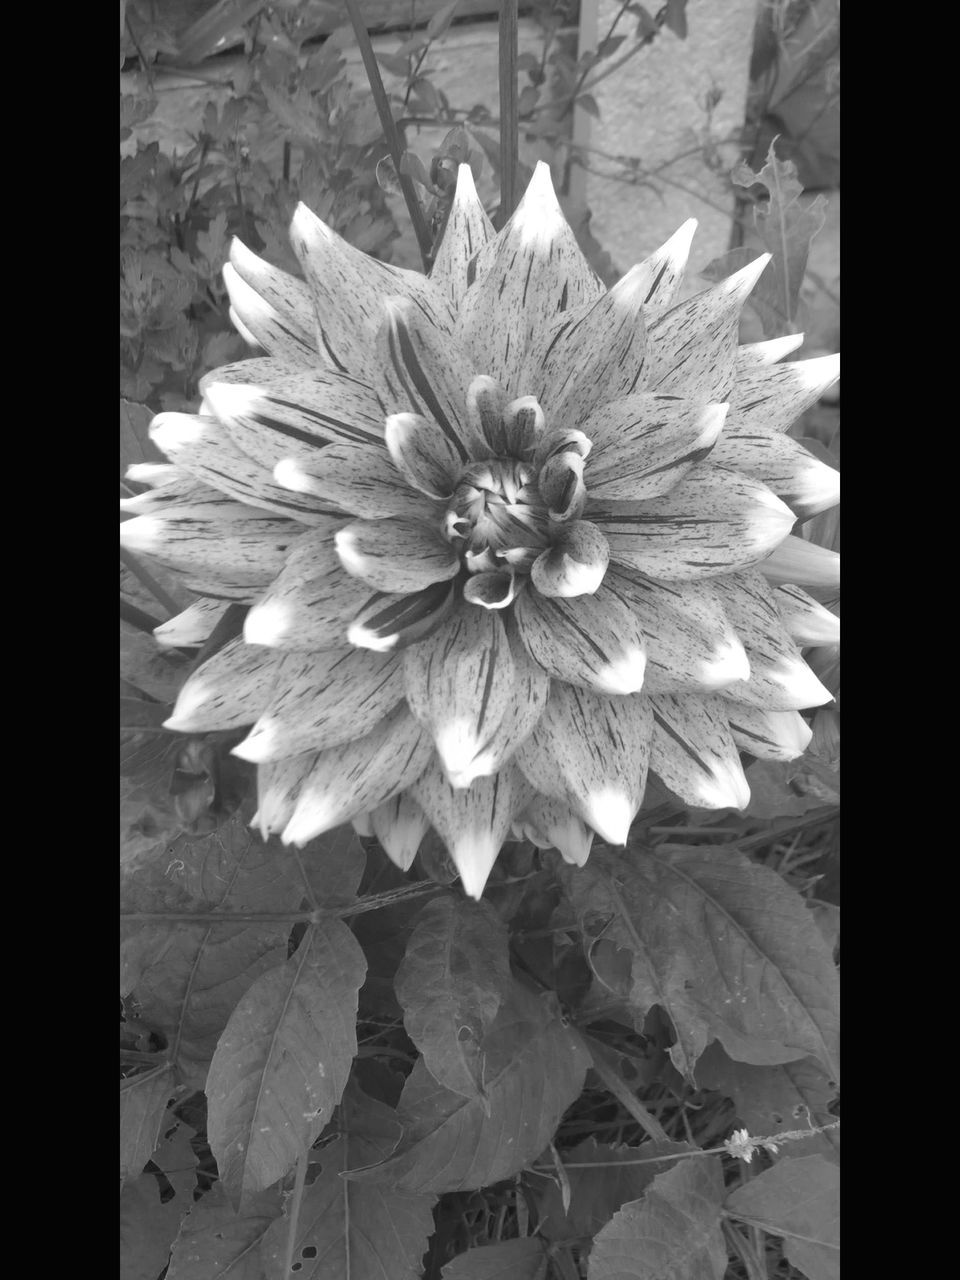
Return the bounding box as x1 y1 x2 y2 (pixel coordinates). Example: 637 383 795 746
164 638 284 731
513 794 594 866
724 354 840 435
335 517 460 592
274 443 437 521
648 693 750 810
757 535 840 589
222 250 316 365
348 579 457 652
530 521 610 597
514 582 647 695
709 427 839 518
369 792 431 871
583 397 727 501
723 702 813 762
772 585 840 646
429 163 495 307
154 598 229 649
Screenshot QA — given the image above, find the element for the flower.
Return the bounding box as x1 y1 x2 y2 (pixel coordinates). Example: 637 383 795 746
121 163 840 899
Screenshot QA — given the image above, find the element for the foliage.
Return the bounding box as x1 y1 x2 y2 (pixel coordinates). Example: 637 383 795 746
121 4 837 1277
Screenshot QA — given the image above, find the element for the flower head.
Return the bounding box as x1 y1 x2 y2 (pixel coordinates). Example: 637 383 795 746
121 163 840 898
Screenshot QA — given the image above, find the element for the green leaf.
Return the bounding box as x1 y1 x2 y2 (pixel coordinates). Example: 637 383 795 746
725 1156 839 1280
206 917 367 1208
120 1112 198 1279
166 1183 282 1280
349 979 589 1193
120 1064 177 1182
427 0 460 41
395 894 512 1102
442 1237 548 1279
663 0 689 40
558 846 840 1083
260 1084 436 1280
587 1157 726 1279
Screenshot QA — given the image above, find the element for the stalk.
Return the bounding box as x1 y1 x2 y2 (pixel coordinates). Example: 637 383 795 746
497 0 520 227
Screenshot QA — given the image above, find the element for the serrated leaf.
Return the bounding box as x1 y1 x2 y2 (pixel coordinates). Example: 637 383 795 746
696 1043 838 1164
120 1065 177 1182
725 1155 839 1280
206 918 367 1208
349 980 589 1193
442 1237 548 1279
587 1156 726 1279
260 1084 435 1279
395 895 511 1101
167 1183 282 1280
559 847 839 1083
537 1138 693 1244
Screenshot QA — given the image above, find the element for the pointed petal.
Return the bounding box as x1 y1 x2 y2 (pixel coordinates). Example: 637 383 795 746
429 163 495 307
590 463 795 580
772 585 840 646
458 160 604 395
273 444 436 521
410 761 533 899
464 376 508 457
335 516 460 592
459 619 550 777
531 520 610 597
606 565 750 693
199 359 386 478
723 702 813 762
725 354 840 435
290 201 454 371
164 638 283 731
645 255 771 400
403 606 516 787
514 583 647 695
513 794 594 866
282 704 433 845
154 598 229 649
222 255 316 365
709 428 839 518
712 571 834 710
736 334 805 368
228 304 262 351
620 218 698 318
149 412 338 522
348 579 457 652
227 238 316 338
385 411 463 499
369 792 430 870
648 693 750 810
120 504 297 586
516 682 652 844
757 534 840 589
243 531 371 651
583 397 727 500
234 648 404 761
255 751 319 839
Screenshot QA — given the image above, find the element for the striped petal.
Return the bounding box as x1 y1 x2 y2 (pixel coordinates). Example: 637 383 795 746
583 397 727 500
757 534 840 589
409 761 533 899
514 583 647 695
120 504 297 586
644 255 771 400
255 751 319 839
429 163 495 308
648 693 750 810
348 580 457 652
403 606 516 787
273 444 436 521
282 704 433 845
385 412 463 499
606 566 749 693
164 638 283 731
621 217 698 319
199 361 386 475
289 201 454 371
590 463 795 580
154 598 229 649
516 682 652 844
458 161 604 395
772 585 840 646
233 648 404 762
539 451 586 522
369 792 431 871
513 794 594 866
530 520 610 597
724 354 840 435
335 516 460 592
149 413 336 523
244 532 371 651
736 334 804 368
465 377 509 457
709 428 840 518
222 253 316 365
712 571 834 710
723 702 813 762
456 621 550 778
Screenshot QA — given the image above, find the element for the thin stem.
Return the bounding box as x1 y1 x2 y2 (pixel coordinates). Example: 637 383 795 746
497 0 520 227
282 1139 309 1279
344 0 433 268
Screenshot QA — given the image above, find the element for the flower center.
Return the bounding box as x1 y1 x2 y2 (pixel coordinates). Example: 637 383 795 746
444 458 550 573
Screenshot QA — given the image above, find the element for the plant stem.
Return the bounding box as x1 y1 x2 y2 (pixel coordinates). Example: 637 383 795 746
343 0 433 268
282 1139 309 1279
497 0 520 227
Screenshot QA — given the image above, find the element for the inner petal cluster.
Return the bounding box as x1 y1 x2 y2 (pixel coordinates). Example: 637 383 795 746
444 458 550 572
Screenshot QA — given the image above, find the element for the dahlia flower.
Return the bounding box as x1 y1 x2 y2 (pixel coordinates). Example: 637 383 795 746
121 163 840 898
